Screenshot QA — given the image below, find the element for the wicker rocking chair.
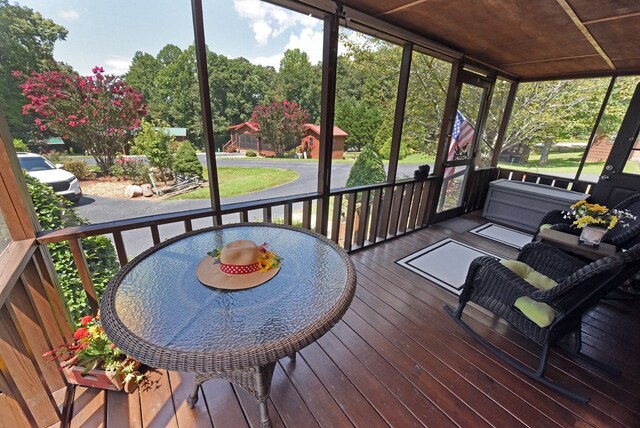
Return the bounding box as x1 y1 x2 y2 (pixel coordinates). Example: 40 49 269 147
444 241 640 403
535 193 640 249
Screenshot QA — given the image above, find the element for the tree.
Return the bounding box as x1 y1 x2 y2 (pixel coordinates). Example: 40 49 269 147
252 100 308 156
131 119 175 182
346 145 387 187
153 46 202 146
208 52 276 136
334 100 384 151
19 66 146 175
0 1 67 138
124 51 161 107
173 141 203 180
274 49 321 123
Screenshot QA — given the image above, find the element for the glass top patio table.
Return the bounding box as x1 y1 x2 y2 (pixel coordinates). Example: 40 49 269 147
100 223 357 374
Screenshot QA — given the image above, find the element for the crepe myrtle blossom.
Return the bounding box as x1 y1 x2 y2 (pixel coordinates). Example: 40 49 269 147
17 66 146 175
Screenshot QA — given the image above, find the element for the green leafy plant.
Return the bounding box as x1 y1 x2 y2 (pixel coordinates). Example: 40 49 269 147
131 119 175 183
245 150 257 157
172 141 203 180
113 157 148 184
24 173 119 322
62 160 94 180
13 138 28 152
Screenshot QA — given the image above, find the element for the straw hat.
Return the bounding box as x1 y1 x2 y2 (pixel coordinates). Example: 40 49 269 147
196 240 281 290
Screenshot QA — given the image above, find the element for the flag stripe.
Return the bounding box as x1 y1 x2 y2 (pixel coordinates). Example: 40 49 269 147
445 111 475 178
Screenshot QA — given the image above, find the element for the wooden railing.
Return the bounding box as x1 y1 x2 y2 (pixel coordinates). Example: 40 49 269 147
36 178 435 317
495 168 595 194
0 240 72 427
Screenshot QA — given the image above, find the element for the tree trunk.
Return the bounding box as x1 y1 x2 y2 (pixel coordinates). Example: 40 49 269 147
539 140 553 165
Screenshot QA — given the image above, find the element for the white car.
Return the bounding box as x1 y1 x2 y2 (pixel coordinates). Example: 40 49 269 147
17 152 83 203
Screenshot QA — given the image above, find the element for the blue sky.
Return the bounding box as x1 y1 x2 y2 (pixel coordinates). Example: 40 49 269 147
18 0 324 74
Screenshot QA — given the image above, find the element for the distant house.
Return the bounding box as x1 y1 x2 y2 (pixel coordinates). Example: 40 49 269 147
226 122 347 159
585 135 613 162
498 143 531 164
301 125 347 160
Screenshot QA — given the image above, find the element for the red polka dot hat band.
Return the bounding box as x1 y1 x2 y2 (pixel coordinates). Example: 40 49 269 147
219 262 260 275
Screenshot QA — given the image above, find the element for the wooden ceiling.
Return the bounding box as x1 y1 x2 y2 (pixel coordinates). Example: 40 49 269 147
337 0 640 80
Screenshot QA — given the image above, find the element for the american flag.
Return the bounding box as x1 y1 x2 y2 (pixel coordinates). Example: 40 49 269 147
444 111 475 177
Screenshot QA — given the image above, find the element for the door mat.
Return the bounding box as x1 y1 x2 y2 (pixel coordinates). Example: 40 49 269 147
396 238 501 295
469 223 533 249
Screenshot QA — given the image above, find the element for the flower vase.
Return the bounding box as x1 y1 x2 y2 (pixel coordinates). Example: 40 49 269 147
62 365 139 393
579 226 608 247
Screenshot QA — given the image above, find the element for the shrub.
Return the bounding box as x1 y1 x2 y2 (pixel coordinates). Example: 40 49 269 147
13 138 28 152
245 150 257 157
131 119 175 182
24 173 119 322
172 141 203 180
62 160 94 180
113 157 149 184
346 145 387 187
379 138 409 160
43 150 64 164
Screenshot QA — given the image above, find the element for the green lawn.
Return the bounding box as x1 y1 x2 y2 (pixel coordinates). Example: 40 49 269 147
169 167 299 199
498 151 609 175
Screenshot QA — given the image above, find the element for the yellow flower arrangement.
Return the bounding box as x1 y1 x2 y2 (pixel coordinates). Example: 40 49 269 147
564 200 635 230
258 243 281 272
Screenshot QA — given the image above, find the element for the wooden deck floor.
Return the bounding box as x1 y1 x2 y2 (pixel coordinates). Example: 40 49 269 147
68 215 640 427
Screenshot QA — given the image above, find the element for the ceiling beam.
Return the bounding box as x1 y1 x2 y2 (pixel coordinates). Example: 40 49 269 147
583 10 640 26
378 0 430 16
501 53 602 67
555 0 615 70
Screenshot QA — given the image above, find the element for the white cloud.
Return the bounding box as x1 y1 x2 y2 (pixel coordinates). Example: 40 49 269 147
58 9 80 21
251 20 272 46
250 53 284 69
104 57 132 75
233 0 319 45
285 27 324 65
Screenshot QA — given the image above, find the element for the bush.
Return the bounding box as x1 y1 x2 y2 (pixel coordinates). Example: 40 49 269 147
346 145 387 187
131 119 175 182
62 160 94 180
43 150 64 164
379 138 409 160
246 150 257 157
172 141 203 180
13 138 28 152
113 157 149 184
24 173 119 323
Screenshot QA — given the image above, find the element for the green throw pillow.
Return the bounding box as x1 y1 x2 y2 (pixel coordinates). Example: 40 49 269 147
514 297 556 328
500 260 558 328
539 224 553 232
500 260 558 290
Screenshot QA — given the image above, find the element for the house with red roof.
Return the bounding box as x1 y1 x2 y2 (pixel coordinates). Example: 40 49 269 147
226 122 347 159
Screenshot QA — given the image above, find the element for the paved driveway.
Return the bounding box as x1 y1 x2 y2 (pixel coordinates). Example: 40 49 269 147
74 156 423 256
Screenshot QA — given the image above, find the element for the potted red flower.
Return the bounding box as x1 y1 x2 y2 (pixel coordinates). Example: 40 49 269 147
44 314 145 393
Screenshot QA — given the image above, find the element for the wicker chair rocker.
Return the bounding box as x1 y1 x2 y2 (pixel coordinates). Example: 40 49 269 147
444 241 640 403
535 193 640 249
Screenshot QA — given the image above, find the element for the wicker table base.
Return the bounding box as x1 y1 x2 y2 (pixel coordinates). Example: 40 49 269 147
186 353 297 427
188 362 277 427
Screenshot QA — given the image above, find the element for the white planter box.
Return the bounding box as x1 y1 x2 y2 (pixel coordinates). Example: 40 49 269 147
482 179 589 233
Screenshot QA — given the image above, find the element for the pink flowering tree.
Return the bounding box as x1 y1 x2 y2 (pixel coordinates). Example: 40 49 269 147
18 66 147 175
251 100 308 157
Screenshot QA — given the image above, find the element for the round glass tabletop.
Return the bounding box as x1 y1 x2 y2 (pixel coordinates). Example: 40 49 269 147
101 224 356 371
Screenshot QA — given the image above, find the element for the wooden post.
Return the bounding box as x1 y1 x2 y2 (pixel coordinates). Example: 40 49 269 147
316 10 339 236
191 0 222 225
